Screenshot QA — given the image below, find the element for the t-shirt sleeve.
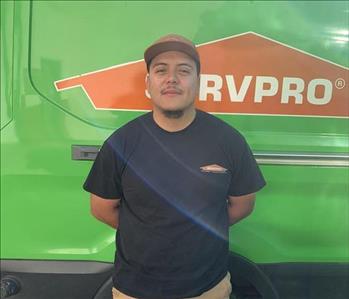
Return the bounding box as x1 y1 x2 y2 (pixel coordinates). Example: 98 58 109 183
227 137 266 196
83 140 123 199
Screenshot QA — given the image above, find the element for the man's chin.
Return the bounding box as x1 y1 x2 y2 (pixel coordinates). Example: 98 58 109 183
162 109 184 119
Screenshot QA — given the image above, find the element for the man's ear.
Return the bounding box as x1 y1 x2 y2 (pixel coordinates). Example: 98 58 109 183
145 74 151 99
196 74 201 98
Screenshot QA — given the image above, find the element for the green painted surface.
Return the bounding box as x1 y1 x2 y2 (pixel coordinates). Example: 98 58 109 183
1 0 348 265
0 0 14 129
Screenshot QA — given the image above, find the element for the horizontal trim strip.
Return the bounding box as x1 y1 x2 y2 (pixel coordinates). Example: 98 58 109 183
0 260 113 274
255 152 349 167
71 145 349 167
2 259 348 275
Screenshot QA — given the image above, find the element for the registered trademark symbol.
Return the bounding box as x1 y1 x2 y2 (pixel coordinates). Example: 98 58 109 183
335 78 345 89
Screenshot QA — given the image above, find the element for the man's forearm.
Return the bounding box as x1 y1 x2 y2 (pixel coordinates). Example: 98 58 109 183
90 195 121 229
227 193 256 226
228 204 253 225
93 207 119 229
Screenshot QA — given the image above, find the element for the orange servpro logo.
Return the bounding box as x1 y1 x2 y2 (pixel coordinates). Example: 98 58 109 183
54 32 349 118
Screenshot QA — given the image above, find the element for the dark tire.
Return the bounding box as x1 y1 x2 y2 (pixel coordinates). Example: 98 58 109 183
229 252 279 299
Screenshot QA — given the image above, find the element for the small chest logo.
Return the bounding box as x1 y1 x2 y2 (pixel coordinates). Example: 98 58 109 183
200 164 228 174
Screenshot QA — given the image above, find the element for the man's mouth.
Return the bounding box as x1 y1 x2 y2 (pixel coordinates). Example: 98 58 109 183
162 89 182 95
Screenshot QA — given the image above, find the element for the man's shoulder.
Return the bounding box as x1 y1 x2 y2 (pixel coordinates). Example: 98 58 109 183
107 112 150 143
197 110 244 140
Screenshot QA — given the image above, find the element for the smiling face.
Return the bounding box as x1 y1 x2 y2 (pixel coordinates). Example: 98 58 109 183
146 51 200 118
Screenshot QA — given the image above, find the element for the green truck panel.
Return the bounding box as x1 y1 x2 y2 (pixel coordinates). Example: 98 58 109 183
1 1 348 298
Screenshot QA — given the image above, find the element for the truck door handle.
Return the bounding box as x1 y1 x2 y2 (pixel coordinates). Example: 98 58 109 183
72 145 101 161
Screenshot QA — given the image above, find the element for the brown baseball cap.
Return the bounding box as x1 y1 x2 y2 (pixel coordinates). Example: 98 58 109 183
144 33 200 74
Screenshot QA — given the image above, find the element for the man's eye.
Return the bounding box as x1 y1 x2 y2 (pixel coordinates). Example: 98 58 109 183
155 69 166 73
179 69 190 74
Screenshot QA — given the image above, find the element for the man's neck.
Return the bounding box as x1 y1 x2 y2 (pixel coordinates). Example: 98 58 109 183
152 108 196 132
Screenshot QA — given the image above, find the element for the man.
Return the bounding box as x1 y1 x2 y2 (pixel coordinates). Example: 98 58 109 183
83 34 266 299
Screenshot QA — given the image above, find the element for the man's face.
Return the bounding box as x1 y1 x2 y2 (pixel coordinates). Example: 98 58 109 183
146 51 200 118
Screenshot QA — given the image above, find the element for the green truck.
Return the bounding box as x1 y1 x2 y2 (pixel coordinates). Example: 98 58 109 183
1 1 348 298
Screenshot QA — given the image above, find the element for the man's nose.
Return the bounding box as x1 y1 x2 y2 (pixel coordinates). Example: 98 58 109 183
166 71 178 83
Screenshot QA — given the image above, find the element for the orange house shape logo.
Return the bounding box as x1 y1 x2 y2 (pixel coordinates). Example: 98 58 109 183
55 32 349 118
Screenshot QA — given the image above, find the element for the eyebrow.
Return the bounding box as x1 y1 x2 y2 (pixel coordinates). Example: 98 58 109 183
151 63 167 68
151 62 194 69
177 63 194 69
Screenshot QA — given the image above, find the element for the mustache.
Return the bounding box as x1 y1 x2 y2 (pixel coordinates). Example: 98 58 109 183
161 87 182 94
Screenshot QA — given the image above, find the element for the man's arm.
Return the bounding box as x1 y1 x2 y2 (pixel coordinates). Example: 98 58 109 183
90 193 120 229
227 193 256 226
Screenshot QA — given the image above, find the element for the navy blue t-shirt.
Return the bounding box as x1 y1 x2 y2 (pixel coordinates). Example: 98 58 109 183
83 110 266 299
